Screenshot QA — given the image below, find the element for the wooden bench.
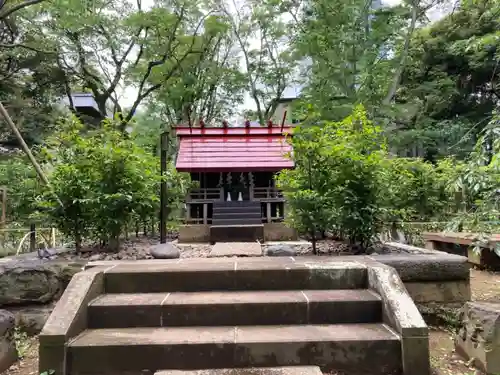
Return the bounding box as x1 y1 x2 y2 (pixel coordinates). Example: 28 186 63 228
423 232 500 270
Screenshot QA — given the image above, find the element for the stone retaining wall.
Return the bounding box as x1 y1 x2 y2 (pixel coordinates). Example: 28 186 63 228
381 243 471 306
178 223 298 243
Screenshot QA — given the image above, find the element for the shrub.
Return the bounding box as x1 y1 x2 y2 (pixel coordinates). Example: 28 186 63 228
378 157 461 224
37 116 188 251
277 105 387 252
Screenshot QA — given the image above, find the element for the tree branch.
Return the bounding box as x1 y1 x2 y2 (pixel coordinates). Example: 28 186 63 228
383 0 419 105
121 9 213 127
0 42 54 54
0 0 44 20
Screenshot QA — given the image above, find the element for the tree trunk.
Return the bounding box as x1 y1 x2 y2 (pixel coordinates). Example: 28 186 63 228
108 235 120 252
382 0 418 105
311 230 317 255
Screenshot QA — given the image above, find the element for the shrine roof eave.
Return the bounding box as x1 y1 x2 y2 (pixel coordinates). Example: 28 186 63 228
174 126 296 137
175 165 295 173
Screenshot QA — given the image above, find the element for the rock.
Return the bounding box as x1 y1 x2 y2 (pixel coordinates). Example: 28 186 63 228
455 301 500 374
0 309 17 372
265 244 296 257
6 304 54 336
150 243 180 259
0 260 84 306
88 254 102 262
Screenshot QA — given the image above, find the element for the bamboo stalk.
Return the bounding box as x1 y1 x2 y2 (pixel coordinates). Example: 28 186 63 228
0 101 64 208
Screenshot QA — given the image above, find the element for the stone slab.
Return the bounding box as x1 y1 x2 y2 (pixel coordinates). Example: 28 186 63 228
455 301 500 374
67 324 400 373
209 242 262 257
210 225 264 243
178 224 210 243
367 264 430 375
38 266 113 375
404 280 470 304
368 253 470 282
87 289 381 328
103 259 368 293
155 366 323 375
0 309 17 373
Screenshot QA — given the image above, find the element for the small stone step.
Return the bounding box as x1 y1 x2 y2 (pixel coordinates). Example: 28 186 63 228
213 208 261 215
214 201 261 209
209 242 262 258
210 224 264 243
67 324 401 374
154 366 323 375
212 212 262 220
104 258 367 293
212 219 263 226
88 290 382 328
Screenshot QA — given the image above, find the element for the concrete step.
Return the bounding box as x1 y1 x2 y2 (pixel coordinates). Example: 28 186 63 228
67 324 401 374
88 290 382 328
154 366 323 375
211 218 263 226
213 207 261 215
214 201 261 208
104 258 368 293
210 224 264 243
212 212 262 220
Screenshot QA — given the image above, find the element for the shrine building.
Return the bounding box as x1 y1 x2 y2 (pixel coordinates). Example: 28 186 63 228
175 121 298 243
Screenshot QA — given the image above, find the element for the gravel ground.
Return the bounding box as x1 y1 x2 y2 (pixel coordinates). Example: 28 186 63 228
33 237 424 263
43 236 213 261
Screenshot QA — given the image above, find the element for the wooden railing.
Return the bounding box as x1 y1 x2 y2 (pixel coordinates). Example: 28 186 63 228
187 188 223 202
252 187 284 201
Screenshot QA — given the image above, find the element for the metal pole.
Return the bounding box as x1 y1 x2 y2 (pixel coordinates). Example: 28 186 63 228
160 131 168 244
30 223 36 252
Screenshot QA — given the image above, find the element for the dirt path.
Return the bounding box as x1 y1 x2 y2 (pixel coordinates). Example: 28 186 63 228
3 268 499 375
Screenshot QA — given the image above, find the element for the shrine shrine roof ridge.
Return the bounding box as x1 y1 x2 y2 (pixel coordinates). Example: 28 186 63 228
174 125 296 137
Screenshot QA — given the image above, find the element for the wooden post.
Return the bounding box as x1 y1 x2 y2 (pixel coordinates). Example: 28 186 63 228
30 223 36 252
160 131 168 244
1 187 6 227
50 228 56 248
185 204 191 223
266 202 271 223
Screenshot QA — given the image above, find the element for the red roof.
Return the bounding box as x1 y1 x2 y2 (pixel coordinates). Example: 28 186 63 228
175 126 295 172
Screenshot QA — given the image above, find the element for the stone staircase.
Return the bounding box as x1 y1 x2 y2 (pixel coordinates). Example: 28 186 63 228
210 201 264 242
39 257 430 375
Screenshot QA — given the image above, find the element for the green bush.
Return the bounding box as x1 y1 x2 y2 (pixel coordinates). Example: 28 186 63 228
0 156 41 226
277 105 387 251
37 115 188 251
277 105 472 253
378 157 462 224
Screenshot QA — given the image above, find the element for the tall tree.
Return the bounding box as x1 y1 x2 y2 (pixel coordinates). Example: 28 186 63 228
16 0 230 129
0 0 66 146
151 20 246 126
288 0 442 120
391 0 500 160
217 0 298 125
